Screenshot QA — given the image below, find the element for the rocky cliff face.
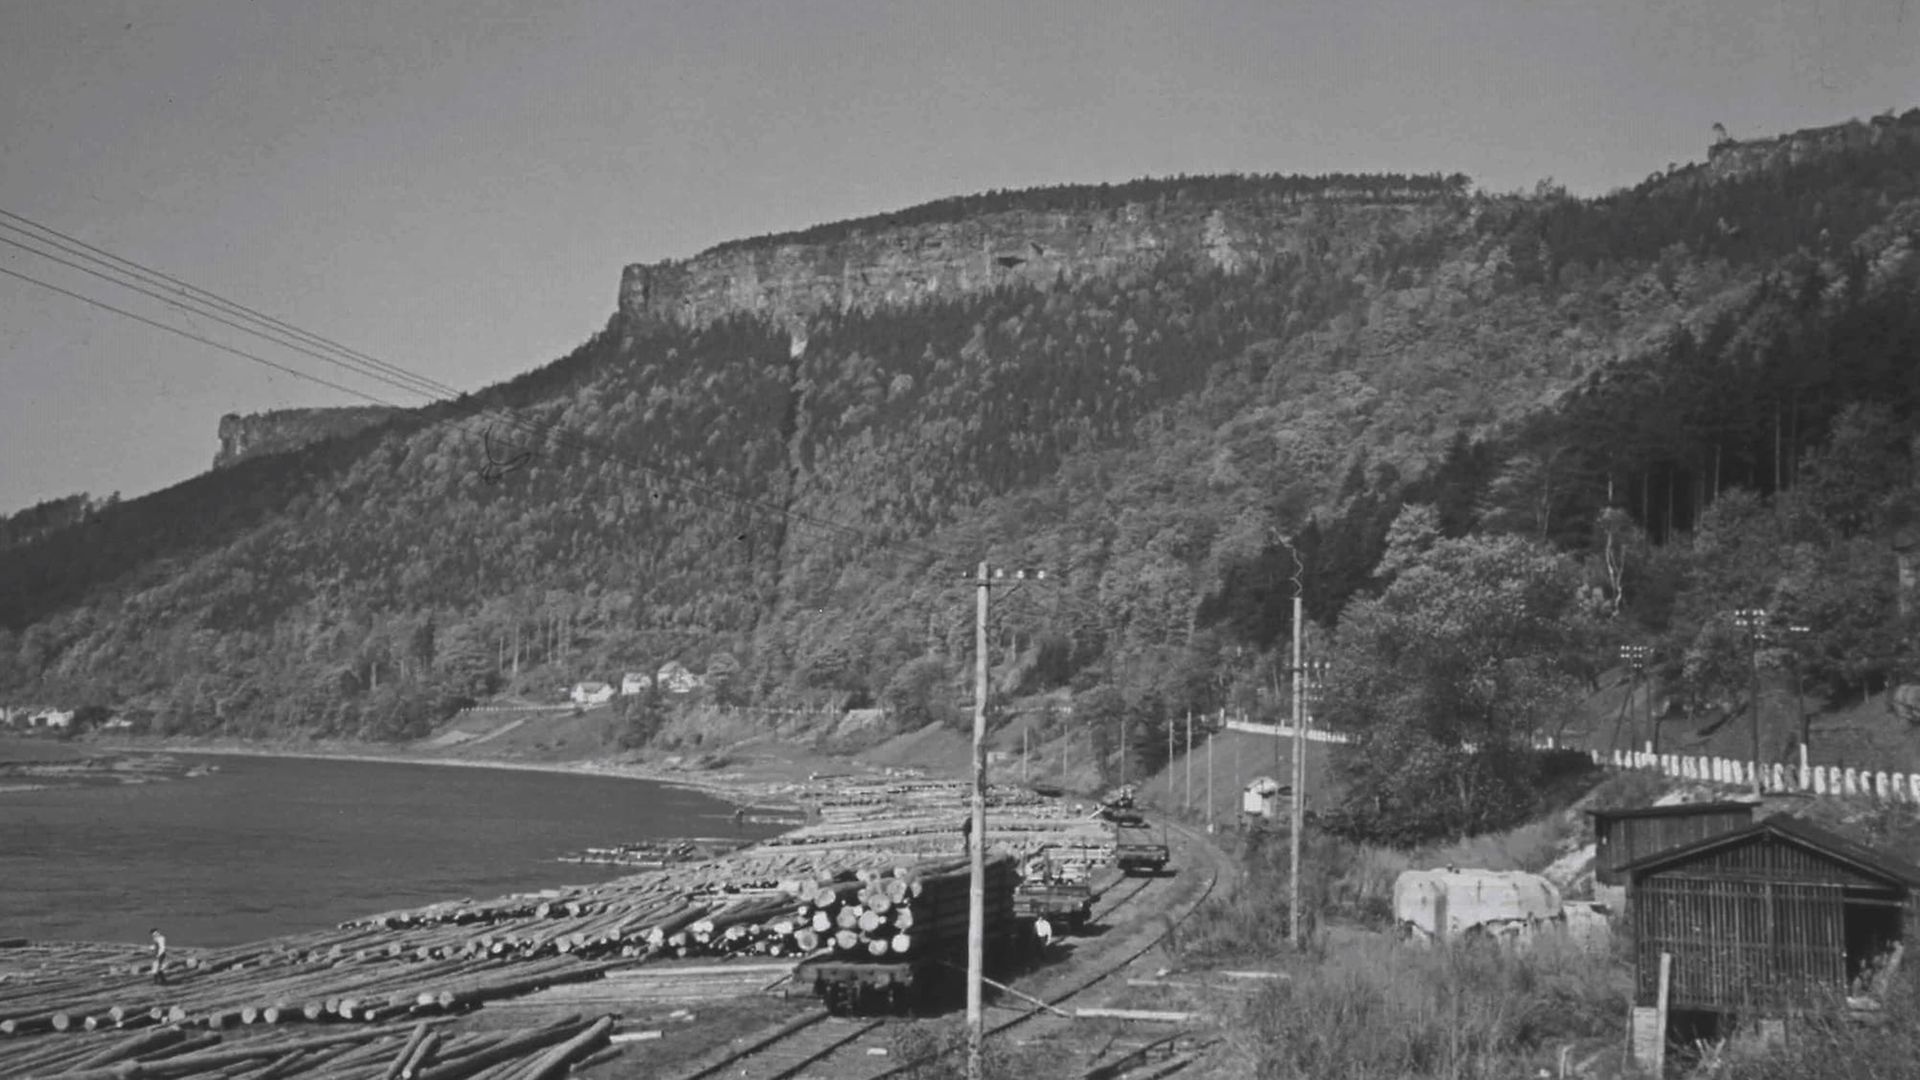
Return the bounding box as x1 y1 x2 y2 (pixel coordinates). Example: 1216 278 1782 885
1704 115 1919 184
620 189 1453 331
214 406 400 469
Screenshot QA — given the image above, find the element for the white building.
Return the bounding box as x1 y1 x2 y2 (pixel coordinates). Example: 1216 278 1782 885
619 672 652 696
655 661 704 695
1242 776 1284 819
569 681 616 706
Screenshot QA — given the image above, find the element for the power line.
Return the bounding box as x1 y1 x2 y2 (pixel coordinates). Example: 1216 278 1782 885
0 210 460 401
0 232 451 403
0 263 408 410
0 214 967 565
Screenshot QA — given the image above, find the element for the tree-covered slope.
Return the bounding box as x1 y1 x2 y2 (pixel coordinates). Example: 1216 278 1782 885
4 111 1920 766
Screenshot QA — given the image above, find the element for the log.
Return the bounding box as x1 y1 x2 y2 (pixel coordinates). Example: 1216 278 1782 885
382 1020 433 1080
516 1015 614 1080
397 1031 444 1080
412 1017 587 1080
53 1027 387 1080
65 1027 189 1070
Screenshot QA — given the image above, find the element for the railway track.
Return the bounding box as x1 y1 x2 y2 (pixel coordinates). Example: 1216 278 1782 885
656 820 1234 1080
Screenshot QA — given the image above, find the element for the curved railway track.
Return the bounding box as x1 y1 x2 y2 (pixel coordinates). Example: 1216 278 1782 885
657 820 1234 1080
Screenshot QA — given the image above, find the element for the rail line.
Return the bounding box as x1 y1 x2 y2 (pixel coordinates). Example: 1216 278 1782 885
659 820 1231 1080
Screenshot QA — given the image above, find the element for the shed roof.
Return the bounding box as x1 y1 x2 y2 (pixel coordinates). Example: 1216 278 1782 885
1618 813 1920 888
1588 799 1756 822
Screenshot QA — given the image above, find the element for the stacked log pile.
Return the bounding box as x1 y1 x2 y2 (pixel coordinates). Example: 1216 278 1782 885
761 780 1114 868
785 854 1019 963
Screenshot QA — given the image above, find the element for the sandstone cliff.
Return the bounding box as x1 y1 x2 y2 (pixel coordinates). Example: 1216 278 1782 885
214 406 400 469
1703 114 1918 184
620 182 1463 331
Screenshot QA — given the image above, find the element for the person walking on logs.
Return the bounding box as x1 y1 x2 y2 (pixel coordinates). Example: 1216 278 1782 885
149 927 168 984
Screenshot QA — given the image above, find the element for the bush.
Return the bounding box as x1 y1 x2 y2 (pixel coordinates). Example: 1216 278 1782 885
1733 943 1920 1080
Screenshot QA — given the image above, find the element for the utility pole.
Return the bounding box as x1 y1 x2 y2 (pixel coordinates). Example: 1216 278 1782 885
965 562 1045 1080
1205 712 1214 832
968 561 988 1080
1732 609 1766 799
1185 711 1193 814
1620 644 1652 756
1288 593 1306 949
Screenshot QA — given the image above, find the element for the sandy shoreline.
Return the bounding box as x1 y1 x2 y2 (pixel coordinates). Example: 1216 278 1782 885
86 738 800 810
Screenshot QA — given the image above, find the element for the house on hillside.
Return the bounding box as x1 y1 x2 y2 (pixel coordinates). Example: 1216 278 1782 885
1623 813 1920 1051
11 706 75 730
656 661 704 695
620 672 652 696
1242 777 1284 820
570 681 615 706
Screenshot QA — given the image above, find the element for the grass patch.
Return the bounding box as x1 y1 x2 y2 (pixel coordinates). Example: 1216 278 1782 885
1219 934 1630 1079
885 1017 1053 1080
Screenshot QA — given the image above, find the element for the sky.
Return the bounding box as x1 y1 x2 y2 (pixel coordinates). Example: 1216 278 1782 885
1 0 1915 515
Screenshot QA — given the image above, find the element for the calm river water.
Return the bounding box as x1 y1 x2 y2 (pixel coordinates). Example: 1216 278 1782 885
0 754 778 947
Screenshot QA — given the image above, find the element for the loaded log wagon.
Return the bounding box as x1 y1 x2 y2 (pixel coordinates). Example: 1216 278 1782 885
1013 856 1094 931
793 853 1039 1015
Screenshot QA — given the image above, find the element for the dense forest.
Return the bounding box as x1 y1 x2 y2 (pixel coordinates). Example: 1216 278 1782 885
5 111 1920 841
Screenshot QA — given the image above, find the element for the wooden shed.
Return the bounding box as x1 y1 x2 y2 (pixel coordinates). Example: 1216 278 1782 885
1589 801 1755 886
1622 815 1920 1013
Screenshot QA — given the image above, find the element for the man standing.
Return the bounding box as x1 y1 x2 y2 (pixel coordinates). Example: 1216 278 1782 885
149 928 168 984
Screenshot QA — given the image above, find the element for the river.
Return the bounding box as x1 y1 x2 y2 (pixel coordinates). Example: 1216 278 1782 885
0 753 779 947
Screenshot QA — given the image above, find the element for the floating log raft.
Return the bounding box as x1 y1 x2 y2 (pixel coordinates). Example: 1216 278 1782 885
0 1013 615 1080
0 776 1105 1076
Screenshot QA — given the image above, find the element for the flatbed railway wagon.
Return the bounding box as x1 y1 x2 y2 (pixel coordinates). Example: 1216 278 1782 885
792 853 1039 1015
1114 823 1170 875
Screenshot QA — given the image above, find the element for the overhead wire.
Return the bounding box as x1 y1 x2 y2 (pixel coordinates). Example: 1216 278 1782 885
0 210 458 400
0 209 967 565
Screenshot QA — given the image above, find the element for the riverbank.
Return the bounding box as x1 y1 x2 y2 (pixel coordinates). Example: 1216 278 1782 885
82 732 924 814
0 735 212 792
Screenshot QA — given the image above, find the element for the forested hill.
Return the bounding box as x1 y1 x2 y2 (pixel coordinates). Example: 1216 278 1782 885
4 110 1920 763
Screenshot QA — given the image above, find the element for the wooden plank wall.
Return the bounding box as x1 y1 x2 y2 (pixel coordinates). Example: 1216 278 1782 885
1633 878 1845 1009
1595 809 1752 885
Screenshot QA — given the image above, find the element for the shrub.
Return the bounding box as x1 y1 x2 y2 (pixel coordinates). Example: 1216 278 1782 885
1732 936 1920 1080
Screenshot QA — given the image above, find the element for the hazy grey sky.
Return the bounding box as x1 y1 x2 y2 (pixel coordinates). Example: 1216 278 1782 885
2 0 1915 514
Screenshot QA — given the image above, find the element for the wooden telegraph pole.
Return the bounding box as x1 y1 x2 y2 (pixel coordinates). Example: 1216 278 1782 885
966 562 1045 1080
968 562 988 1080
1205 711 1215 831
1288 594 1306 949
1184 711 1193 814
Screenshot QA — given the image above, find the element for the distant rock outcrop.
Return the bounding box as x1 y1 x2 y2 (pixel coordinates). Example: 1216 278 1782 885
1703 113 1920 185
214 406 400 469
